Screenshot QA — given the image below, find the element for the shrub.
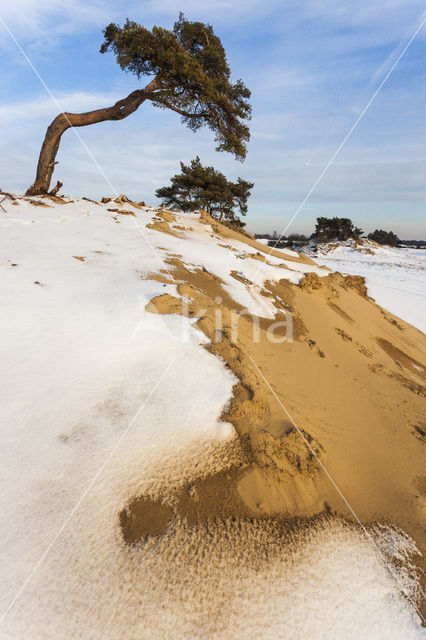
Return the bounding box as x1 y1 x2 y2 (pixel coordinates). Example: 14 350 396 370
368 229 400 246
313 217 363 241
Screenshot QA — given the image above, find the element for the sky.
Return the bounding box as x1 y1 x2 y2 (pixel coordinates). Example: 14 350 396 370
0 0 425 237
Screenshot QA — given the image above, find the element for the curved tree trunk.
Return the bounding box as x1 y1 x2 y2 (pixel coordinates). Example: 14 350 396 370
26 80 158 196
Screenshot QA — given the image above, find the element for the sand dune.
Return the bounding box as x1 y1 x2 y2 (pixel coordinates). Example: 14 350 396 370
0 195 424 637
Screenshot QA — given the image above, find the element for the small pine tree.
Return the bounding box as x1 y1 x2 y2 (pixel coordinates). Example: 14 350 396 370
156 156 253 224
314 217 363 241
368 229 400 246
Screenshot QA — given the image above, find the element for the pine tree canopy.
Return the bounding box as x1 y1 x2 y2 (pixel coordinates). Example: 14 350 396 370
368 229 400 246
101 13 252 159
155 156 254 224
314 217 364 241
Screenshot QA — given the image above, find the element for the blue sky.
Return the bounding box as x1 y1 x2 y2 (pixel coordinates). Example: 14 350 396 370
1 0 426 237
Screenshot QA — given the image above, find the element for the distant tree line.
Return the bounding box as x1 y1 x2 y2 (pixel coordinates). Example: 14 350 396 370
398 239 426 248
262 217 363 248
258 217 406 249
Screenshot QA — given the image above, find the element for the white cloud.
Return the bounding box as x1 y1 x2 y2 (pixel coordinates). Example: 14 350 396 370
0 0 278 50
288 0 426 42
0 91 121 124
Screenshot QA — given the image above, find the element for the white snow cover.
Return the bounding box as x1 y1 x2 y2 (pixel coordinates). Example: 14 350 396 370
305 239 426 333
0 198 423 639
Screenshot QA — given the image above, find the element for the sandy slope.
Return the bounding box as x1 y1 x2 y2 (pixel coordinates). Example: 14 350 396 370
303 239 426 333
0 194 424 638
145 217 426 580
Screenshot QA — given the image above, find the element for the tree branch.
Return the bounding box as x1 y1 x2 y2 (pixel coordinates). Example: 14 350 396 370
26 77 161 195
149 97 224 132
